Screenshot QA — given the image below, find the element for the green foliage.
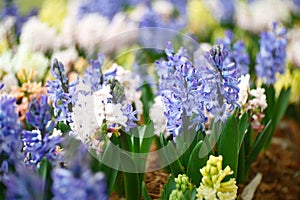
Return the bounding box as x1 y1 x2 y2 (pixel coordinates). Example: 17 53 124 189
218 115 239 178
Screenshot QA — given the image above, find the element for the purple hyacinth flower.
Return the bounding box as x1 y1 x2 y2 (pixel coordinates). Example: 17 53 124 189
255 22 288 84
217 30 250 76
22 130 62 165
46 59 78 123
0 94 22 176
52 148 108 200
4 165 44 199
77 0 122 20
156 42 207 137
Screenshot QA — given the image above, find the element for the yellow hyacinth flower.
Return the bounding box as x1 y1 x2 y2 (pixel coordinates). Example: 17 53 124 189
275 69 300 104
39 0 68 30
196 155 238 200
187 0 219 36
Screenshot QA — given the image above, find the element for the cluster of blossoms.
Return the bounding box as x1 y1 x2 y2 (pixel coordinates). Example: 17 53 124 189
0 0 37 36
255 22 288 84
149 95 167 136
11 81 46 121
52 147 108 200
156 42 240 138
0 89 22 178
0 44 49 82
203 0 235 24
156 42 208 137
138 0 187 28
200 45 240 121
114 65 143 120
238 74 268 131
196 155 238 200
70 55 139 152
78 0 123 20
275 69 300 104
46 59 78 123
217 30 250 77
4 165 45 199
22 95 62 166
169 174 192 200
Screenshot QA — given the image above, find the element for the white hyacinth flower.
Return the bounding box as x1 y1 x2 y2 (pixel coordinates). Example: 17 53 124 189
51 47 78 72
113 64 143 119
105 103 127 127
75 13 109 52
235 0 290 33
248 87 267 111
149 96 167 136
238 74 250 106
20 17 57 53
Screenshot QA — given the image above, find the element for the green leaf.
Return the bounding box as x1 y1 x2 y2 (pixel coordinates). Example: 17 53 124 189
272 87 290 127
0 182 5 200
140 121 154 153
124 172 141 200
218 115 239 178
244 123 252 156
186 141 208 186
160 132 168 146
99 143 120 193
120 153 141 200
262 84 276 124
265 87 290 147
163 141 184 176
38 158 48 182
176 116 198 167
246 120 272 168
113 172 125 197
57 122 71 133
238 113 249 150
140 83 155 122
37 158 53 199
142 182 152 200
119 130 132 151
237 141 247 184
160 175 176 200
189 187 197 200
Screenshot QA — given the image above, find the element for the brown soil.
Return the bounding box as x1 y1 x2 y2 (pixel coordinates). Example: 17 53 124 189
111 119 300 200
145 170 169 200
239 119 300 200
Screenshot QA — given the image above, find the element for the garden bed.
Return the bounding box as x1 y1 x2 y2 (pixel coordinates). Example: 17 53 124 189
113 119 300 200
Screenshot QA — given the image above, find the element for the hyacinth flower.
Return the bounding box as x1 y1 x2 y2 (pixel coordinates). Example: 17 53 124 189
169 174 193 200
51 145 108 200
71 55 138 152
156 42 240 138
46 59 78 123
4 165 45 199
217 30 250 77
52 166 108 200
156 42 207 137
11 81 46 121
199 44 240 122
81 55 137 132
82 54 116 92
22 95 62 166
77 0 122 20
0 0 38 36
255 22 288 84
196 155 238 200
203 0 235 24
254 22 290 149
0 92 23 178
138 0 187 48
